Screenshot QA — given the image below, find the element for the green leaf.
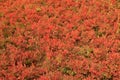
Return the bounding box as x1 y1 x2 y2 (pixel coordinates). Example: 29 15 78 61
24 59 32 67
36 7 41 12
77 46 93 58
0 12 4 17
61 67 76 76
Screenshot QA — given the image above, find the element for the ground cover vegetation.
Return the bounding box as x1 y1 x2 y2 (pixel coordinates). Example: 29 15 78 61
0 0 120 80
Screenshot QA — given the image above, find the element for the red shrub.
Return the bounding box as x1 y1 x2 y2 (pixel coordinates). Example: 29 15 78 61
0 0 120 80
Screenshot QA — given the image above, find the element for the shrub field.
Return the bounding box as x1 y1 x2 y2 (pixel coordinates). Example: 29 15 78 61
0 0 120 80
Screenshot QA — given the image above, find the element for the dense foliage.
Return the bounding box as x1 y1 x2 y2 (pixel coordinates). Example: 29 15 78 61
0 0 120 80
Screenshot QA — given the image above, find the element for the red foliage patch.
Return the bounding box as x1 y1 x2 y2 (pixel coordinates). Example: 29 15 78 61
0 0 120 80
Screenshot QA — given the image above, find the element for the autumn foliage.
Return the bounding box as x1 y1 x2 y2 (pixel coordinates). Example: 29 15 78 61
0 0 120 80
